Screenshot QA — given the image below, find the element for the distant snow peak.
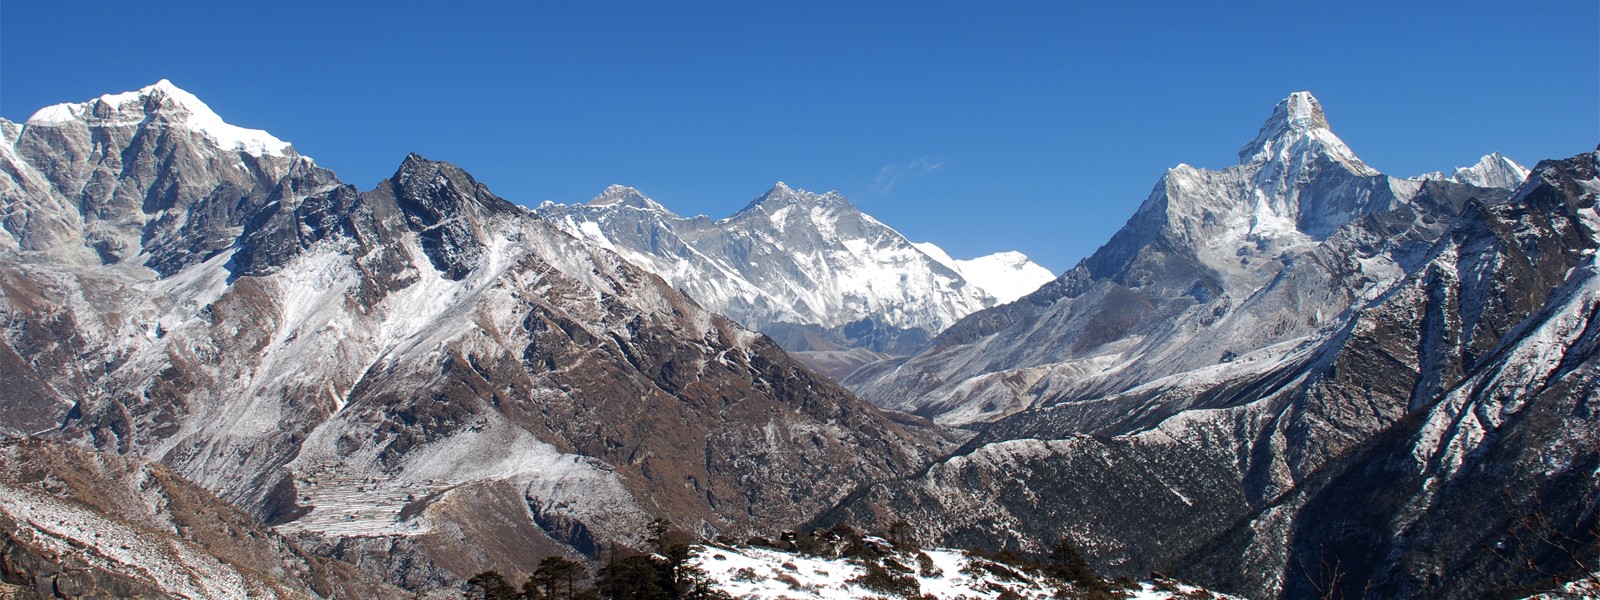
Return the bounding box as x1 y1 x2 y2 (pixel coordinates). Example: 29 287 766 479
746 181 848 210
587 184 675 214
1415 152 1530 190
24 79 293 158
913 242 1054 303
743 181 799 206
592 183 644 203
539 181 1053 345
761 181 805 203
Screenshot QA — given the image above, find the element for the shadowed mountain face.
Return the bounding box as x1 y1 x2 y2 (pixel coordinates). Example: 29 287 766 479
0 82 948 591
819 92 1596 598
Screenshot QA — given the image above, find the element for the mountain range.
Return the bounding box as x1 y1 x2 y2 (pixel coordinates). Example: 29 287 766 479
537 182 1053 378
822 93 1599 598
0 80 948 592
847 92 1534 426
2 80 1595 599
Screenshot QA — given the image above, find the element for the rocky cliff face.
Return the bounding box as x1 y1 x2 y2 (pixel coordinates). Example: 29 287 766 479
1258 153 1600 599
0 82 948 592
0 436 401 599
820 131 1599 598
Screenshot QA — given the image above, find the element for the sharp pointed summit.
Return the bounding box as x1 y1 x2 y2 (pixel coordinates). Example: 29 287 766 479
862 90 1463 424
745 181 804 209
1237 91 1373 176
1238 92 1329 160
586 184 676 215
737 181 854 216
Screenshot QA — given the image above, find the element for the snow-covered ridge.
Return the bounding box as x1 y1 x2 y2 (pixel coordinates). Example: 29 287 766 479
914 242 1055 303
25 79 293 157
1414 152 1530 189
539 182 1053 337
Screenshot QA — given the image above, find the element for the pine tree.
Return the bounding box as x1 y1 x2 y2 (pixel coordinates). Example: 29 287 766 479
525 556 589 600
1046 541 1113 598
596 554 670 600
466 570 517 600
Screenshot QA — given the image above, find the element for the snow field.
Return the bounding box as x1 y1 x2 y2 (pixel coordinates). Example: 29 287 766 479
691 544 1238 600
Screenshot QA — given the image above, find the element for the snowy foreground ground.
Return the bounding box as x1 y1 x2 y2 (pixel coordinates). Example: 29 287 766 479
691 543 1236 600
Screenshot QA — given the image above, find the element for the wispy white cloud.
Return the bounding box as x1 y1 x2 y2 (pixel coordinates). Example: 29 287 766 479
871 156 945 198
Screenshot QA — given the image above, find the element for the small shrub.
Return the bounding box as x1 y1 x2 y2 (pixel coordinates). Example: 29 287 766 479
966 559 1024 581
850 561 921 597
916 552 941 578
986 582 1025 600
882 557 912 574
774 572 807 592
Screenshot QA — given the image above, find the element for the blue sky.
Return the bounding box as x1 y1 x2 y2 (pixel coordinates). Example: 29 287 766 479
3 1 1595 272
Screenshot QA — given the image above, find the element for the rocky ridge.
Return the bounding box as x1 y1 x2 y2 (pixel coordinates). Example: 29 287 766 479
0 436 400 599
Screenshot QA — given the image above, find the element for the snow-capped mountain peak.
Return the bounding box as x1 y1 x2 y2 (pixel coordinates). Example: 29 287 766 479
538 181 1053 366
1238 92 1329 159
1094 91 1396 287
25 79 293 158
587 184 677 214
1238 91 1373 175
737 181 850 215
912 243 1054 304
756 181 805 204
862 91 1456 424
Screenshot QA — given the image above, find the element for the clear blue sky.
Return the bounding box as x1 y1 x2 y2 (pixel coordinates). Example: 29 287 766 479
3 1 1595 272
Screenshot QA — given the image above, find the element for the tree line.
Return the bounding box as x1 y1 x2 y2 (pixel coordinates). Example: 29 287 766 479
466 518 1134 600
465 519 730 600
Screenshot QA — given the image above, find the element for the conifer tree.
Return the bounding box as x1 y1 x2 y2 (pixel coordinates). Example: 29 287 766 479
596 554 670 600
525 556 588 600
466 570 517 600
